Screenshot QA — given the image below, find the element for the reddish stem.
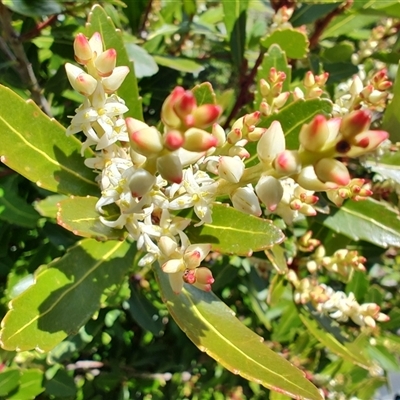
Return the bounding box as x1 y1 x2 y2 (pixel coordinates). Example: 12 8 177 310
20 15 58 41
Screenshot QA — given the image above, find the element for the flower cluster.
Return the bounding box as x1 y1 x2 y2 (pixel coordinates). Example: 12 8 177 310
65 32 390 295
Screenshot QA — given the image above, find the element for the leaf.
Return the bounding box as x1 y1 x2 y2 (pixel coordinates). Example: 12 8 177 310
0 369 20 397
34 194 68 219
185 204 285 255
322 42 355 63
44 368 77 397
3 0 62 17
291 3 340 27
260 29 309 59
0 176 40 228
247 98 333 165
382 60 400 142
155 264 322 400
345 271 369 301
192 82 217 106
316 198 400 248
222 0 249 68
0 85 99 196
299 311 373 370
87 5 143 121
254 44 292 110
152 55 204 74
0 238 135 352
265 244 288 274
124 42 159 78
57 196 126 241
124 282 164 336
8 369 44 399
323 62 359 84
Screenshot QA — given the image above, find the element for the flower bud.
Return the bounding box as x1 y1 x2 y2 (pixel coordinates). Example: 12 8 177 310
260 79 270 97
274 150 301 175
304 71 316 88
218 156 245 183
126 119 163 156
159 236 178 257
347 130 389 157
65 63 98 96
161 87 185 129
297 166 338 191
74 33 93 64
340 109 371 139
257 121 285 165
128 168 156 197
173 90 196 119
101 66 129 94
299 115 330 152
255 176 283 211
163 130 184 151
183 128 218 152
212 123 226 146
228 146 250 159
184 243 211 269
227 128 242 144
88 32 103 57
231 186 262 216
248 127 266 142
273 92 290 109
260 101 271 116
190 104 222 129
314 158 350 186
157 153 183 183
95 48 117 77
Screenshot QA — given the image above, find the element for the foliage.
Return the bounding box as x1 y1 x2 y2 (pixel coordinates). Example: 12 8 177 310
0 1 399 399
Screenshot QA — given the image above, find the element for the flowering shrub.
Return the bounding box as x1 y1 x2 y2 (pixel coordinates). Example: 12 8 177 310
0 1 399 399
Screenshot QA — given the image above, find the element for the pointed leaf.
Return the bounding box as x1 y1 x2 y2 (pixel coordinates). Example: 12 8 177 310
0 238 135 352
260 29 309 59
192 82 217 106
152 55 204 74
316 198 400 248
185 204 285 255
155 264 322 400
0 369 20 397
7 369 44 399
57 196 126 241
0 85 99 196
34 195 68 219
125 42 159 79
382 61 400 142
87 5 143 120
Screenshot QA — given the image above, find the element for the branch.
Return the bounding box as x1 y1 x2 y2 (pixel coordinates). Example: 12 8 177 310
0 2 52 116
20 14 58 41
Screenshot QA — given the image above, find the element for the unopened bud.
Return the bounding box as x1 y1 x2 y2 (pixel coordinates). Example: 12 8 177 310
164 130 184 150
340 109 371 139
212 123 226 147
74 33 93 64
190 104 221 129
128 168 156 197
65 63 97 96
314 158 350 186
95 48 117 77
157 153 183 183
218 156 245 183
88 32 103 57
102 66 129 93
257 121 286 165
183 128 218 152
299 115 330 152
274 150 301 175
126 119 163 156
297 166 338 191
255 176 283 211
173 90 196 119
231 186 262 216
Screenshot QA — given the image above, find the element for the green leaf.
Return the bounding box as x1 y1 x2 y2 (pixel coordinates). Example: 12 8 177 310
260 29 309 59
382 60 400 142
155 264 322 400
0 176 40 228
3 0 62 17
291 3 340 27
316 198 400 248
0 85 99 196
192 82 217 106
152 55 204 74
323 62 359 84
8 369 44 400
321 42 355 63
222 0 249 68
185 204 284 255
44 368 77 397
247 98 333 165
0 238 135 352
87 5 143 121
345 271 369 301
125 42 159 78
382 307 400 330
124 282 164 336
254 44 292 110
299 311 373 370
57 196 126 241
0 369 20 397
34 194 68 219
265 244 288 274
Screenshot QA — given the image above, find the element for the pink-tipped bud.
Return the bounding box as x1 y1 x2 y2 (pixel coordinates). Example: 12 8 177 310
164 130 184 151
304 71 316 88
297 166 338 191
212 123 226 147
314 158 351 186
184 244 211 269
102 66 129 93
173 90 196 119
340 109 371 139
161 87 185 129
227 128 242 144
299 115 330 152
128 168 156 198
95 48 117 77
88 32 103 57
231 186 262 216
244 111 261 128
257 121 286 165
218 156 245 183
195 267 214 286
260 101 271 116
183 128 218 152
255 176 283 212
126 118 163 156
271 81 283 97
157 153 183 184
273 91 290 109
260 79 270 97
190 104 221 129
347 130 389 157
248 127 267 142
65 63 97 96
315 72 329 86
274 150 301 175
228 146 250 159
74 33 93 64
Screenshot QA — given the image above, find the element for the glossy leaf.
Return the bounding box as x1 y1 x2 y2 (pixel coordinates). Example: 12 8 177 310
382 60 400 142
291 3 340 27
155 264 322 400
316 198 400 248
153 55 204 74
265 244 288 274
254 44 291 110
0 176 40 228
57 196 126 241
44 368 77 397
34 194 68 219
322 41 355 63
87 5 143 120
222 0 249 68
345 271 369 301
125 42 159 78
0 238 135 352
299 311 373 370
260 29 309 59
0 369 20 397
8 369 44 399
323 62 359 84
185 204 285 255
3 0 62 17
0 85 99 196
247 98 333 165
192 82 217 106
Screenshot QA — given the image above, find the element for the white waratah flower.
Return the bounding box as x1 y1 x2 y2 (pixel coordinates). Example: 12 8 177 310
169 167 217 226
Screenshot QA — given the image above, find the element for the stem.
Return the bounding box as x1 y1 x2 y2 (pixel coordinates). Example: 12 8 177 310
0 2 52 116
309 0 354 50
223 51 265 129
20 15 58 41
139 0 154 37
